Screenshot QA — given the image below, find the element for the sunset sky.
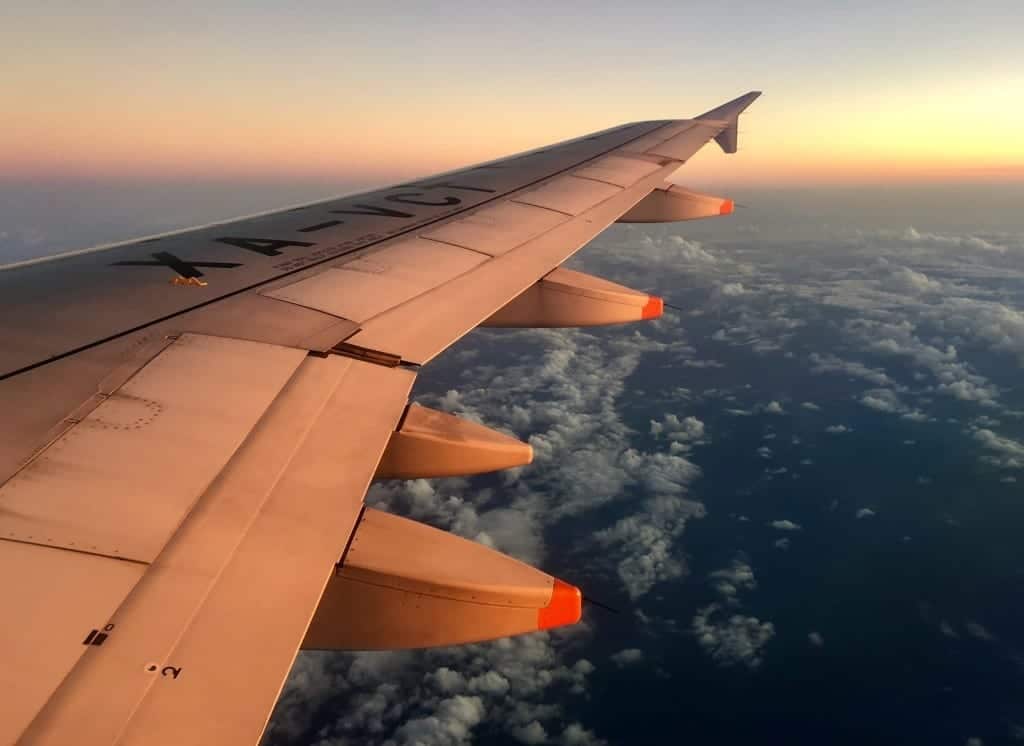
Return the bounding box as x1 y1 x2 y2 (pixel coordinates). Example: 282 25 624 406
3 1 1023 188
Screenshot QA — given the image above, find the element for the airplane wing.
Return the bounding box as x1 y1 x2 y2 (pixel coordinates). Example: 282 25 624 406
0 91 759 745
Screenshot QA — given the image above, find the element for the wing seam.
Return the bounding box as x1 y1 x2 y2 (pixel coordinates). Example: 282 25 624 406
0 536 149 565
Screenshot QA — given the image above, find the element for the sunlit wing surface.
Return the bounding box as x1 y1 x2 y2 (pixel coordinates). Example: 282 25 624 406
0 91 760 745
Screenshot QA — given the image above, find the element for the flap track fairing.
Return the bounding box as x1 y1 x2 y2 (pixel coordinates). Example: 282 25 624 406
482 267 662 328
616 184 733 223
302 508 582 650
375 403 532 480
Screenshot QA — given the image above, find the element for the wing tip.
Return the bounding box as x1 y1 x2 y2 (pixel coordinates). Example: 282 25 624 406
697 90 763 122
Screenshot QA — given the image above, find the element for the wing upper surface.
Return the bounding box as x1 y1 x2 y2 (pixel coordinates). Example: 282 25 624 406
0 121 664 381
0 91 760 744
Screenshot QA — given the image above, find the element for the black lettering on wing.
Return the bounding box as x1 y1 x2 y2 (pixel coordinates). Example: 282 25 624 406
330 204 414 218
112 252 242 278
386 192 461 207
215 237 315 257
298 220 344 233
418 181 496 194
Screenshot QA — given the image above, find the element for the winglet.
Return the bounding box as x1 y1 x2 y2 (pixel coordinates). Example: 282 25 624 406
696 91 762 154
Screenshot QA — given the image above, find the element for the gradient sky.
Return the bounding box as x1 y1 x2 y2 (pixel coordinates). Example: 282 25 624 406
3 1 1024 187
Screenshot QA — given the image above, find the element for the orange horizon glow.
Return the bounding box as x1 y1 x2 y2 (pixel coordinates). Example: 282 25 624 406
5 89 1023 188
5 142 1021 190
4 6 1022 189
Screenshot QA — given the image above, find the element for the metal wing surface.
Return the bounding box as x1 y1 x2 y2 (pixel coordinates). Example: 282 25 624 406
0 91 760 745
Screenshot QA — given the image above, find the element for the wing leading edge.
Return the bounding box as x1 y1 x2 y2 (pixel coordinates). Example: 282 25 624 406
1 91 760 745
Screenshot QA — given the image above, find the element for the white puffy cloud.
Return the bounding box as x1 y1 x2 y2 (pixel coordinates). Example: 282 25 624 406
392 695 486 746
769 520 802 531
610 648 645 666
972 428 1024 468
611 232 719 269
939 297 1024 364
650 413 706 444
826 425 852 434
808 353 893 387
431 667 467 694
937 379 1000 404
900 410 932 422
709 558 757 599
512 721 549 744
859 388 906 414
669 235 719 264
467 671 510 696
698 555 776 671
720 282 747 296
856 508 876 519
847 319 1000 407
801 402 822 411
596 494 706 599
902 225 1006 253
562 722 607 746
269 631 603 744
677 220 1024 431
880 266 942 295
764 400 785 414
692 604 776 669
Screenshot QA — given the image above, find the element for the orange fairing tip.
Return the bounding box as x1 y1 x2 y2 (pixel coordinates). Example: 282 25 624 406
719 199 735 215
641 296 664 320
537 578 582 630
